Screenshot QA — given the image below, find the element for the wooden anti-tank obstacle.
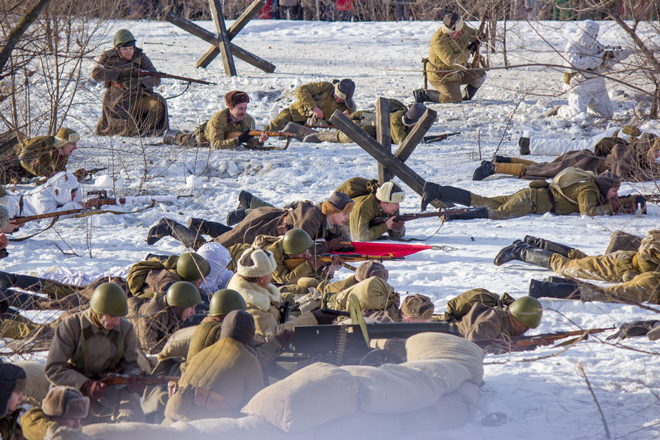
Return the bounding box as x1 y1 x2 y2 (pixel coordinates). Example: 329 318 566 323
165 0 275 76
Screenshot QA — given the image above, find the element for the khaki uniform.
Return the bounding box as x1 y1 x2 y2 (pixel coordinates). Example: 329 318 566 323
227 236 313 285
337 99 410 144
426 26 485 103
454 303 527 342
215 202 343 250
164 337 264 423
175 108 263 150
579 272 660 304
550 250 658 284
126 257 184 297
0 136 68 184
127 295 182 355
91 48 168 137
20 407 58 440
264 81 353 131
347 194 405 242
437 288 515 322
0 315 40 340
0 410 23 440
45 309 145 423
471 180 614 220
326 276 400 320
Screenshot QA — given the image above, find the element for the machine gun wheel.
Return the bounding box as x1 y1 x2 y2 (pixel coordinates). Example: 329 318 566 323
358 349 402 367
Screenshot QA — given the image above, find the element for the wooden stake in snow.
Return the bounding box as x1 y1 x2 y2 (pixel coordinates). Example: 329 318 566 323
577 362 611 439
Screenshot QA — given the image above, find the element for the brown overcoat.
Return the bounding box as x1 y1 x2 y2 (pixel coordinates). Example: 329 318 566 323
524 149 603 180
604 143 660 182
127 295 181 355
456 303 527 342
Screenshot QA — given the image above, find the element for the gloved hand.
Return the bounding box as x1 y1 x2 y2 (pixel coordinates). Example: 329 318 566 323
307 256 325 271
421 181 443 211
118 68 139 80
606 320 660 340
81 380 107 400
313 309 337 325
467 40 480 55
127 375 147 394
324 237 344 252
73 168 88 181
274 328 295 348
236 130 252 145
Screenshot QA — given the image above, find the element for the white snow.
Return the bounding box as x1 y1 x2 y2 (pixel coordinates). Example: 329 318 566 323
2 18 660 439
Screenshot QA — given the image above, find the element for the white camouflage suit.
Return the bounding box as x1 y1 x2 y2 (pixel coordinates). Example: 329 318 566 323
0 171 84 218
557 20 631 121
528 125 636 156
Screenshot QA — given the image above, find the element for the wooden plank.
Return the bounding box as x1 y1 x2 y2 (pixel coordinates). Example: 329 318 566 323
375 97 392 185
196 46 221 69
329 111 446 209
228 0 266 40
165 12 217 46
209 0 236 76
230 43 276 73
394 108 437 163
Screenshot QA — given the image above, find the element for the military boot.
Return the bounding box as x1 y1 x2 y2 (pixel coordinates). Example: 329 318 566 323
493 240 554 268
519 137 530 155
282 122 318 141
147 218 204 249
472 161 496 181
303 132 340 143
438 185 473 207
444 207 489 221
238 190 274 210
462 85 480 101
163 129 181 145
188 218 232 238
413 88 442 103
529 279 580 299
524 236 586 259
493 155 511 163
226 209 247 227
543 276 576 284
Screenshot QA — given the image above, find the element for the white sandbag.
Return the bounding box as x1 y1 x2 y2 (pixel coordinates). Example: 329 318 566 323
405 333 484 385
341 364 443 414
188 416 311 440
242 362 358 433
402 359 471 394
313 411 402 440
13 361 50 403
158 326 197 360
82 421 195 440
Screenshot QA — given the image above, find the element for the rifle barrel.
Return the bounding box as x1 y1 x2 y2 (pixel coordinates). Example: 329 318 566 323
137 69 216 85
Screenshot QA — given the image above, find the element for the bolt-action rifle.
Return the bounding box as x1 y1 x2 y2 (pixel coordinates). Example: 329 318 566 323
135 69 216 85
475 327 615 352
470 12 489 69
423 132 460 144
225 130 295 140
617 194 649 215
99 373 180 386
368 207 483 227
283 253 403 270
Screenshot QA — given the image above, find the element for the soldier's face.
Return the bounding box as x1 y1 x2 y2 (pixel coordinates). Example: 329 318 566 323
449 30 462 39
257 273 273 288
61 143 77 156
327 211 350 226
230 103 248 121
7 392 23 412
118 46 135 60
606 187 619 202
334 95 345 104
99 313 120 330
380 202 400 215
182 306 196 321
52 416 81 430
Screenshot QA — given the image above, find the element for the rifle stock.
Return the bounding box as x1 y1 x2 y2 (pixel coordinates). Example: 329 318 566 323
99 373 180 386
368 207 481 227
471 13 488 69
12 208 85 226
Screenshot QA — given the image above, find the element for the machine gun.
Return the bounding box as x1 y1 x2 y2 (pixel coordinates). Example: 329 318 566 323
368 207 484 227
283 253 404 270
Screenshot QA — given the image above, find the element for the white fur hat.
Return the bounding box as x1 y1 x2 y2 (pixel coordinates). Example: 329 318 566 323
237 247 277 278
376 181 405 204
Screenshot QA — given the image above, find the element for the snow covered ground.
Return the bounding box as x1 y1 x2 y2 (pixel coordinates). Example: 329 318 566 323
3 18 660 439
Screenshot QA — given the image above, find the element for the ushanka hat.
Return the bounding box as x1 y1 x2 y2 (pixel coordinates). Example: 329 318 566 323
355 261 389 282
594 171 621 199
376 181 405 204
322 192 355 215
403 104 427 126
441 13 464 34
42 386 89 419
237 247 277 278
401 294 434 320
333 79 355 109
225 91 250 107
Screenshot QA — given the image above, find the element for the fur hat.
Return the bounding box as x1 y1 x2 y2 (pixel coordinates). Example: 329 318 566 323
322 192 355 216
376 181 405 203
0 206 8 229
333 79 355 109
401 294 434 320
237 247 277 278
594 171 621 199
403 104 426 126
355 261 389 282
42 386 89 419
0 364 27 418
225 91 250 107
53 128 79 150
441 13 464 34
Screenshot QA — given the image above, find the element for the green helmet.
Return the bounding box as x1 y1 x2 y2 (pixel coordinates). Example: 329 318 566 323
90 283 128 316
114 29 136 47
209 289 247 316
509 296 543 329
176 252 211 282
166 282 202 309
282 228 314 255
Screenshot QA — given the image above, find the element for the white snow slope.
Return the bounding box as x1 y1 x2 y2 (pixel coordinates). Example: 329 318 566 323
3 18 660 440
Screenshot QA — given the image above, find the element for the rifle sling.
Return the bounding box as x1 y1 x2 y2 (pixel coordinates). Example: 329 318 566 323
8 217 58 242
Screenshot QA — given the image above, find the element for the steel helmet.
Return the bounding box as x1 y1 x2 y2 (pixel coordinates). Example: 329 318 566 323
114 29 136 47
209 289 247 316
282 229 314 255
176 252 211 282
90 283 128 316
509 296 543 329
166 282 202 309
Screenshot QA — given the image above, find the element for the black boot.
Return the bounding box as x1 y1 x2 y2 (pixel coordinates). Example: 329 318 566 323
238 191 253 209
494 240 553 267
462 85 479 101
413 89 427 103
445 207 489 221
519 137 530 155
188 218 232 238
439 186 473 207
226 209 247 227
543 276 577 285
147 218 202 248
529 279 580 299
524 235 577 258
146 218 172 245
472 160 496 181
413 89 441 103
421 181 443 211
493 155 511 163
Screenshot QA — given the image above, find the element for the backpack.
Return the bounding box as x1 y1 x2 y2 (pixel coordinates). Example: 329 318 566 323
127 255 179 296
335 177 380 199
444 288 515 322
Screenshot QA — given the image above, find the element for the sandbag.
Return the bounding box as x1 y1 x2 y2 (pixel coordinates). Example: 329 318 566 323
404 381 481 433
405 333 484 385
402 359 472 394
158 325 198 360
327 277 399 311
242 362 358 433
82 421 195 440
188 416 310 440
13 361 50 403
313 411 402 440
341 364 443 414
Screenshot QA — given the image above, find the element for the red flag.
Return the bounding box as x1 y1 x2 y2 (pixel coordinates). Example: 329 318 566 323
331 242 435 258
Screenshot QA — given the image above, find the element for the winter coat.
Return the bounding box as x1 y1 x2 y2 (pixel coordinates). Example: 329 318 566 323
550 250 659 284
194 108 262 150
550 179 614 216
523 149 603 180
604 142 660 182
127 295 182 355
426 25 477 83
91 47 168 137
215 202 342 249
45 309 142 389
0 410 23 440
288 81 353 121
20 407 58 440
1 171 83 218
456 303 527 342
348 194 404 242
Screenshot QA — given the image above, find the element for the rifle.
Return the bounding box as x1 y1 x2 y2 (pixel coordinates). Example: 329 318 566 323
225 130 295 140
84 195 189 209
135 69 216 86
471 12 489 69
11 208 86 226
617 194 648 215
283 253 403 270
474 327 615 352
423 132 460 144
368 207 482 227
99 373 181 387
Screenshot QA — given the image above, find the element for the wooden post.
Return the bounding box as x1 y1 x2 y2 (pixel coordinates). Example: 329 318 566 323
394 108 437 163
227 0 266 39
375 97 392 185
329 110 446 209
206 0 236 75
